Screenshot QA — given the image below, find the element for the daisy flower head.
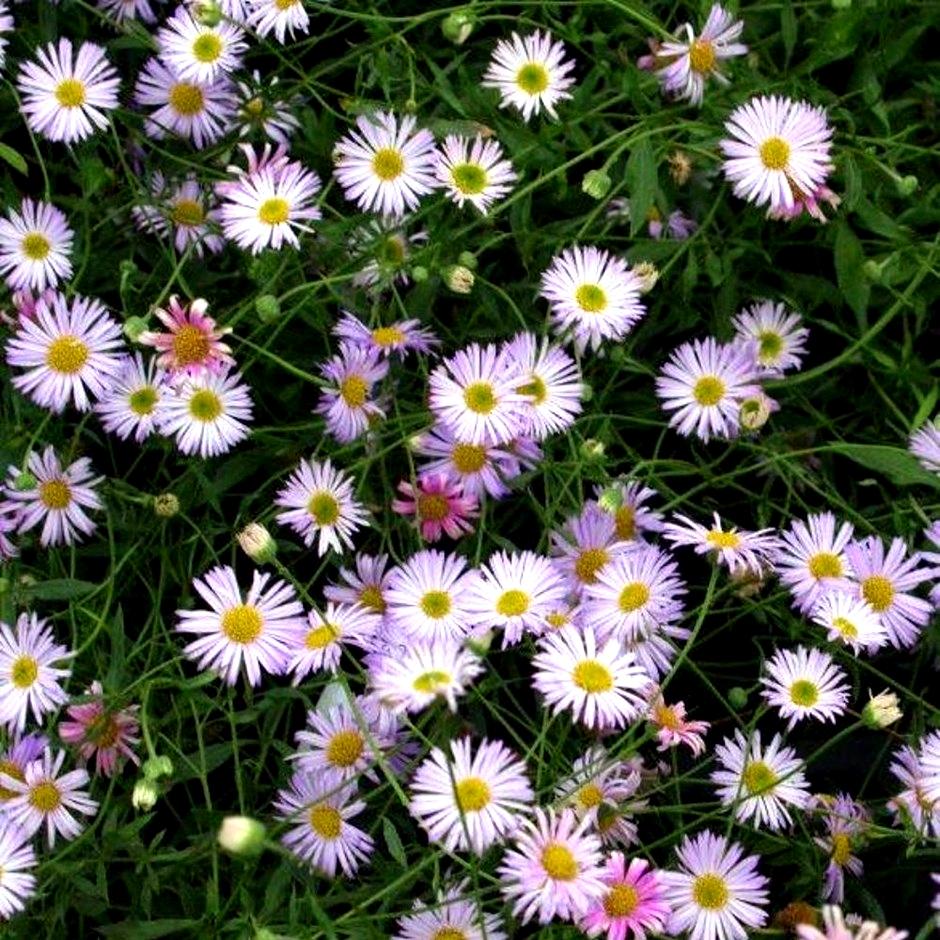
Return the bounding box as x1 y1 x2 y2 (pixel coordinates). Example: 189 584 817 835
159 366 253 458
324 553 391 614
157 7 246 82
435 134 517 213
711 729 811 830
6 292 124 414
582 544 686 644
316 342 389 443
796 906 907 940
0 821 37 920
175 565 306 686
0 734 46 810
274 457 367 556
921 520 940 607
888 744 940 839
333 110 438 218
409 736 533 855
138 296 233 378
655 336 762 442
812 793 869 904
910 419 940 475
288 602 380 682
17 38 120 144
131 173 225 258
248 0 310 43
414 426 517 501
482 30 577 122
5 446 102 547
844 535 933 649
774 512 856 612
0 199 73 293
274 773 373 877
498 806 605 924
94 354 169 443
579 854 671 940
97 0 160 23
1 747 97 848
627 622 689 682
761 646 849 730
810 591 887 655
662 830 769 940
0 1 12 71
58 681 140 777
234 71 301 146
638 4 747 106
550 502 630 597
732 300 809 374
428 342 527 445
919 730 940 804
532 625 652 731
394 881 507 940
554 746 642 821
720 95 834 217
594 479 666 543
134 57 237 149
349 219 427 294
217 144 322 253
662 512 779 577
647 693 710 757
0 501 17 562
333 310 439 360
367 639 483 715
541 246 646 355
392 473 479 543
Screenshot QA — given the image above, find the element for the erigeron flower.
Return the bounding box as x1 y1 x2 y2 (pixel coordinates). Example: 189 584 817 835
288 603 380 681
435 134 517 213
247 0 310 43
579 854 671 940
0 199 73 293
663 512 779 577
391 473 479 543
594 480 665 542
0 1 12 72
647 693 709 757
760 646 850 730
58 681 140 777
414 426 519 501
796 905 907 940
811 793 869 904
550 503 631 597
324 553 391 614
94 354 169 443
554 746 641 823
394 881 507 940
0 821 37 920
732 300 809 374
909 419 940 474
157 8 246 82
316 342 389 443
131 173 225 258
96 0 160 22
138 296 234 378
888 743 940 839
234 71 300 145
810 591 888 654
333 310 438 359
348 219 427 294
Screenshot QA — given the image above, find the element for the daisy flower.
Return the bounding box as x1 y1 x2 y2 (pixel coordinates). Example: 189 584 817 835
844 535 933 649
0 613 70 734
234 72 301 146
324 553 391 614
138 296 233 378
333 310 438 360
662 830 769 940
4 446 102 547
274 458 367 556
6 292 124 414
532 626 651 731
274 773 373 878
58 681 140 778
392 473 479 543
554 746 642 822
349 219 427 294
540 246 646 354
0 821 37 920
0 1 12 72
131 173 225 258
504 331 583 439
409 736 533 854
482 30 577 122
720 95 834 216
711 729 811 830
288 602 379 681
333 111 438 218
732 300 809 374
157 8 246 82
0 199 73 293
0 502 17 562
655 337 762 442
887 744 940 839
0 734 46 811
662 512 779 577
810 591 887 654
134 57 237 149
316 342 389 443
1 747 97 848
465 550 568 646
96 0 160 23
550 503 630 597
627 623 689 682
774 512 856 612
638 4 747 106
217 145 322 253
428 343 527 445
761 646 850 730
921 520 940 607
247 0 310 43
175 565 306 686
17 39 120 144
579 854 671 940
159 366 253 458
920 731 940 804
94 354 169 443
498 807 605 924
796 906 907 940
435 134 517 213
647 694 710 757
394 881 507 940
909 420 940 474
812 793 869 904
384 550 480 642
414 426 517 501
594 480 665 542
582 544 686 644
368 639 483 715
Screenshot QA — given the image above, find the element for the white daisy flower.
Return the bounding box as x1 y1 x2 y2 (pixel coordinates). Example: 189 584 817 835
288 602 380 682
0 199 73 293
482 30 577 121
0 821 37 921
662 511 779 577
247 0 310 44
809 591 887 654
157 8 247 83
94 354 169 443
435 134 517 213
395 881 507 940
761 646 850 730
732 300 809 374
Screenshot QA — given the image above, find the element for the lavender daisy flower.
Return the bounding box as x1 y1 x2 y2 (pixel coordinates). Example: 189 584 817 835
333 310 438 359
797 906 907 940
0 821 37 919
550 503 631 597
414 426 518 501
156 8 246 83
732 300 809 374
395 881 507 940
96 0 160 23
0 501 18 562
594 480 665 542
17 39 120 144
0 199 73 293
812 793 869 904
1 747 98 848
435 134 517 213
810 591 887 654
554 745 642 822
761 646 849 730
324 553 391 614
662 512 779 577
0 613 71 734
247 0 310 43
131 172 225 258
0 734 46 811
175 565 306 686
94 354 170 443
0 1 12 72
316 342 389 443
888 744 940 839
4 447 102 547
287 602 379 681
6 292 124 414
234 71 301 145
920 520 940 607
917 730 940 804
909 419 940 475
334 111 438 218
655 337 761 442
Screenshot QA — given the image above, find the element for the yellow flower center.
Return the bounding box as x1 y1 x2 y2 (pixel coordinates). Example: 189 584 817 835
693 375 725 406
305 623 339 649
831 616 858 639
371 326 405 347
545 611 569 629
831 832 852 866
274 0 299 8
455 776 491 812
432 930 467 940
171 324 211 366
615 505 637 541
758 330 783 362
541 842 578 881
706 529 741 550
452 443 486 473
39 480 71 510
0 760 24 802
759 136 791 171
451 163 488 195
807 552 843 580
517 375 548 405
574 547 610 584
46 335 89 374
89 714 120 748
496 589 529 617
55 78 86 108
572 659 614 693
188 389 223 422
359 584 386 613
417 493 450 522
861 575 894 613
307 492 340 525
10 656 38 689
742 759 777 794
257 197 290 226
243 97 265 117
371 147 405 182
21 232 51 261
129 387 158 416
377 235 407 266
412 670 450 694
578 783 604 808
171 199 205 227
420 590 452 619
339 375 369 408
168 83 205 116
618 581 650 613
220 604 263 644
604 883 640 917
325 730 364 768
28 780 62 813
462 381 496 415
575 283 607 313
192 32 223 64
691 872 729 910
688 38 716 74
308 803 341 839
654 703 681 730
789 679 819 707
516 62 549 95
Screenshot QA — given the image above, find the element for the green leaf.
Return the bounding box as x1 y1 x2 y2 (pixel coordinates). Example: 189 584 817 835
382 817 407 867
833 221 869 318
828 444 940 489
912 387 938 429
626 139 656 237
780 1 798 63
25 579 97 601
0 143 27 175
175 743 233 781
98 919 201 939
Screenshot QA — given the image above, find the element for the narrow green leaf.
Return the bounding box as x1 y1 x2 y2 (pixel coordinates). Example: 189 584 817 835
26 579 97 601
382 817 407 867
828 444 940 489
626 139 656 237
0 143 27 175
833 221 869 317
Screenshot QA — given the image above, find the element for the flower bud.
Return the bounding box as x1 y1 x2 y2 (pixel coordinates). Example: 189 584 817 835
596 487 623 514
153 493 180 518
11 472 36 492
862 690 902 729
123 316 149 343
411 265 429 283
728 687 748 709
441 11 474 45
582 169 612 199
739 392 774 431
132 779 159 811
143 755 174 780
465 629 494 656
315 681 350 715
862 259 884 283
457 250 478 270
218 815 266 857
237 523 277 564
192 0 223 26
444 265 474 294
895 175 918 197
632 261 659 294
580 439 605 460
255 294 280 323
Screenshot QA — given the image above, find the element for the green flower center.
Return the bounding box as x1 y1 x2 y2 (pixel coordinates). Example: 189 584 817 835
451 163 488 195
516 62 549 95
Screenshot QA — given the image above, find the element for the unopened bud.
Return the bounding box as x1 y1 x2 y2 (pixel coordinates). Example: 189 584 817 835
582 169 612 199
457 251 477 270
143 755 174 780
237 523 276 564
132 779 159 811
255 294 280 323
153 493 180 518
580 439 605 460
862 690 902 729
123 316 149 343
11 472 36 492
466 629 494 656
192 0 223 27
895 175 918 197
739 392 774 431
441 11 474 45
862 259 884 283
632 261 659 294
668 150 693 186
596 487 623 514
411 265 429 283
728 687 748 709
218 815 266 857
444 265 474 294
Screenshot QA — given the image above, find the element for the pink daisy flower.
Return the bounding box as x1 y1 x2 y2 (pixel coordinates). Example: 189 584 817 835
579 854 671 940
414 425 520 501
316 342 389 443
647 693 709 757
58 681 140 777
138 296 233 377
391 472 479 543
333 310 439 359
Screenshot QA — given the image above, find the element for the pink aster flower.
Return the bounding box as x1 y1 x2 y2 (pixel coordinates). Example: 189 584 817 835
647 693 709 757
767 182 841 223
811 793 869 904
579 854 671 940
316 342 389 443
663 512 779 577
498 806 606 924
392 473 478 543
138 296 233 377
0 198 73 293
333 310 438 359
58 681 140 777
131 172 225 258
910 420 940 475
413 425 519 501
